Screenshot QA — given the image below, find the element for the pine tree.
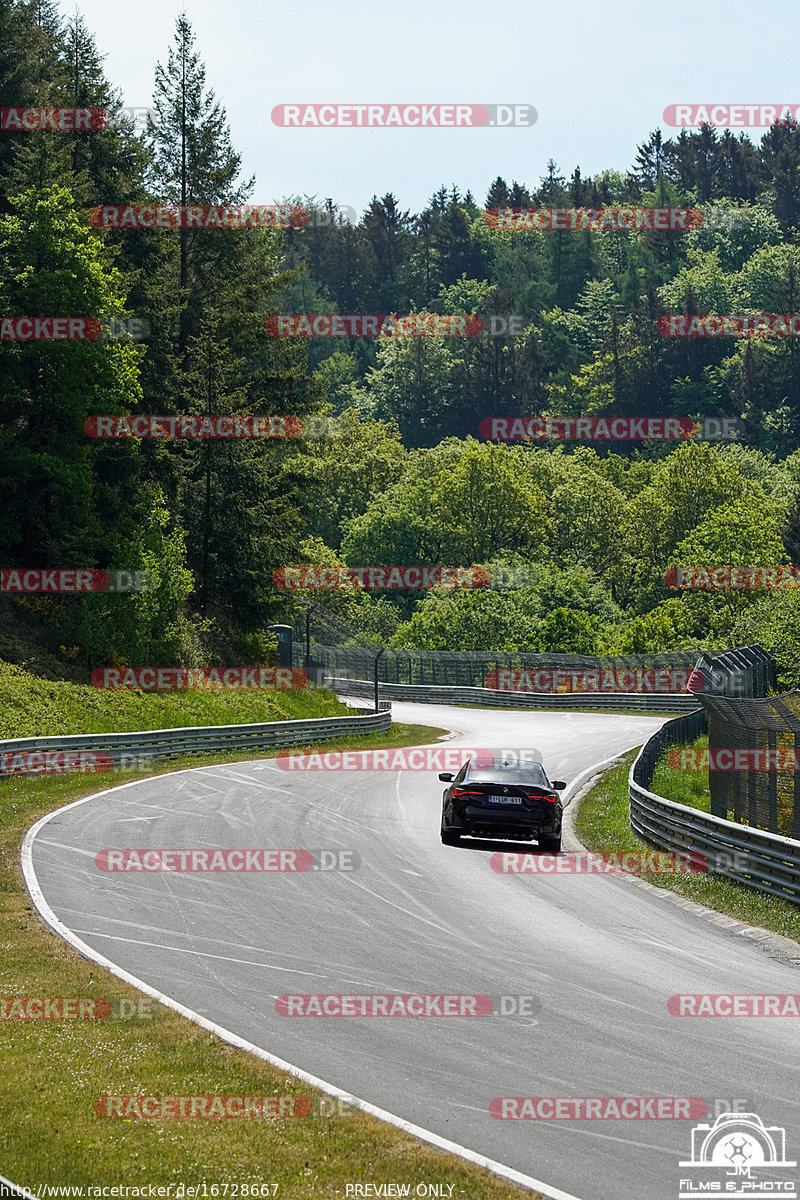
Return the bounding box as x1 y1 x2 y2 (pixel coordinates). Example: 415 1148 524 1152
61 14 149 207
508 181 532 207
1 0 73 201
761 118 800 231
634 130 665 190
362 193 411 309
0 186 141 562
147 15 253 320
485 176 511 209
0 0 46 200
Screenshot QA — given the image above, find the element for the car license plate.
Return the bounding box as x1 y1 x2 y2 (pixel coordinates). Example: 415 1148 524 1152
487 795 522 805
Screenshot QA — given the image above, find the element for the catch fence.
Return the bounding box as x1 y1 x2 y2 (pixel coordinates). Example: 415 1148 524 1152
292 644 702 690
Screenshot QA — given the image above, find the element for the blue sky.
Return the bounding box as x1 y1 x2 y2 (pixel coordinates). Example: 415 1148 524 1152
70 0 800 215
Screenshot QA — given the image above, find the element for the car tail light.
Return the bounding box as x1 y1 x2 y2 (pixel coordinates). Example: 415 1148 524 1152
452 787 484 798
527 791 558 804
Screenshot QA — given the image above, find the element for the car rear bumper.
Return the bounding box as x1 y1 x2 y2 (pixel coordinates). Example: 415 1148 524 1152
444 802 560 839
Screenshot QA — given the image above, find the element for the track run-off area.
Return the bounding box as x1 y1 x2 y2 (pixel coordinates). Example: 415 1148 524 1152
23 702 800 1200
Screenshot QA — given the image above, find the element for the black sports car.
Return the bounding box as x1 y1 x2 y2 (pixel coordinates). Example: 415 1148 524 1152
439 755 566 850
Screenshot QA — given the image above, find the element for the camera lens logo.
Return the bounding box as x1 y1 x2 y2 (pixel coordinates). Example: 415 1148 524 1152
679 1112 796 1199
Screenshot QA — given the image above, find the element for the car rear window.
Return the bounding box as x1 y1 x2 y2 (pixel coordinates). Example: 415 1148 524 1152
465 762 549 788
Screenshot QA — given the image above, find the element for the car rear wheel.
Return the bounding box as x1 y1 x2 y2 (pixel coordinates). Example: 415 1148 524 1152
441 828 461 845
538 832 561 852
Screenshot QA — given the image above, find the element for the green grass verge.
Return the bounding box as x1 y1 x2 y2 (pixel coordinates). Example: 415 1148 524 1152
651 734 712 813
0 722 543 1197
651 733 800 840
0 659 349 740
573 749 800 943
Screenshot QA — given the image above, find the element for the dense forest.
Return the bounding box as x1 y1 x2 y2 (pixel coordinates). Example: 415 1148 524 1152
2 0 800 686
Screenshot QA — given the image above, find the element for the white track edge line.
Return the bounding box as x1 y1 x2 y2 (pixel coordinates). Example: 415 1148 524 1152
21 782 582 1200
561 739 658 806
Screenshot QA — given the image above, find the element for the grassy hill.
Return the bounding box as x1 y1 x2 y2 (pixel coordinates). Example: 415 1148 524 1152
0 658 349 740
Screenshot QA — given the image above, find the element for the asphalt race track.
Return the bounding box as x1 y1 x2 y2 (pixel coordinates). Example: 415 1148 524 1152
26 703 800 1200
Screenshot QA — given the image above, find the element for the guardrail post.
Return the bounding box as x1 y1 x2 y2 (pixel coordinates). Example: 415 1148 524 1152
374 648 386 713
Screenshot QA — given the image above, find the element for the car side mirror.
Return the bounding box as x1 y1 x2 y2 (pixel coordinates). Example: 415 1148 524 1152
551 780 566 790
438 772 454 782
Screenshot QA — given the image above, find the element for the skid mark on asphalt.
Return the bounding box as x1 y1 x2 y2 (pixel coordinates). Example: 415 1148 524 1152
68 929 328 975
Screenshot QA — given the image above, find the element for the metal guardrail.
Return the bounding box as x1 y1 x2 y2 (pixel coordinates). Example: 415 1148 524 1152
629 710 800 905
330 677 700 714
0 704 392 774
